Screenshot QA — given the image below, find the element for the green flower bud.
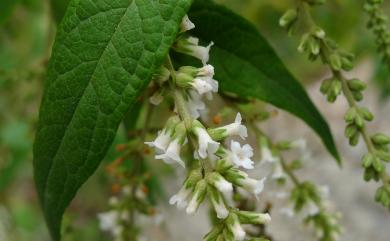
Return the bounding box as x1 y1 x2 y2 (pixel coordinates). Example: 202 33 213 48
345 124 358 138
279 9 298 28
349 131 360 146
354 115 365 129
375 185 390 208
308 37 320 55
203 224 224 241
358 107 374 122
329 54 342 71
344 107 357 123
341 56 354 71
352 91 364 102
152 66 171 84
178 66 198 76
320 78 333 94
313 26 326 39
298 33 311 53
183 169 203 190
371 133 390 145
372 156 385 172
347 79 367 91
362 153 374 168
235 210 271 225
175 72 194 88
377 151 390 162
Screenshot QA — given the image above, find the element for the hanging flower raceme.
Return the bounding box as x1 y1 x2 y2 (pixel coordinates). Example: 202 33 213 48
145 15 271 241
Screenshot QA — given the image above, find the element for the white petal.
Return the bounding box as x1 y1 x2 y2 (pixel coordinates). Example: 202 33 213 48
180 15 195 32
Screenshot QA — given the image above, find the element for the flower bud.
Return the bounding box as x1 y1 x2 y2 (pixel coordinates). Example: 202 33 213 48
236 210 271 225
207 172 233 194
329 54 342 71
279 9 298 28
226 213 246 241
186 179 207 215
347 79 367 91
208 186 230 219
175 72 194 88
152 66 170 84
358 107 374 122
203 224 224 241
371 133 390 145
180 15 195 33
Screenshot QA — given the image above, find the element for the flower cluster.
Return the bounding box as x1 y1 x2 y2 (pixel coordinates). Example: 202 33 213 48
364 0 390 69
257 132 341 241
280 0 390 210
145 16 271 240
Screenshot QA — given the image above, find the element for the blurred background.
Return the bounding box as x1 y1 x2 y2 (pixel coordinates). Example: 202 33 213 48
0 0 389 240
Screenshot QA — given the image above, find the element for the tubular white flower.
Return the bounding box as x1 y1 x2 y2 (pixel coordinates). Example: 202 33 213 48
189 41 214 65
180 15 195 32
215 113 247 140
145 130 172 154
227 214 246 241
228 141 254 169
175 36 214 65
193 123 220 159
156 138 185 167
260 145 278 163
211 197 229 219
186 180 207 215
198 64 215 77
208 172 233 194
186 90 206 119
236 210 271 224
271 161 286 179
191 77 214 95
169 186 192 209
239 176 266 198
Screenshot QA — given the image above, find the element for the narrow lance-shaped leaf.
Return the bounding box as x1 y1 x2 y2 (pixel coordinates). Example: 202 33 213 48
187 0 340 163
33 0 192 240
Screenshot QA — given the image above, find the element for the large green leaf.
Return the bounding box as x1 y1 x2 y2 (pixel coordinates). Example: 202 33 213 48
33 0 192 240
50 0 70 23
188 0 340 162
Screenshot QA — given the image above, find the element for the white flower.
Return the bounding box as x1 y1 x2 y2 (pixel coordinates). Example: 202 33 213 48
97 211 119 232
214 177 233 194
180 15 195 32
186 90 206 119
271 161 286 179
191 78 213 95
169 186 192 209
156 138 185 167
228 141 254 169
260 145 278 163
211 197 229 219
193 125 220 159
198 64 215 77
145 130 172 154
218 113 247 139
209 172 233 195
184 37 214 65
231 221 246 241
239 176 266 198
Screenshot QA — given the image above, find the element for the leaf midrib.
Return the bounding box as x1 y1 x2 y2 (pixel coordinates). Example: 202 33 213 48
41 1 135 208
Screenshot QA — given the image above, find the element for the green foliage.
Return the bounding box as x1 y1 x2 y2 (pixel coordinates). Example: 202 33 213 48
50 0 70 23
32 0 192 239
0 0 21 25
187 0 340 163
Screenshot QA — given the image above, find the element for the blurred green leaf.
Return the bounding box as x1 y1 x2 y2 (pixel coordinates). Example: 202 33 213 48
187 0 341 163
50 0 70 23
0 0 21 25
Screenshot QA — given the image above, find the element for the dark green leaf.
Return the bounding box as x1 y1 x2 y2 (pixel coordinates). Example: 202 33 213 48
50 0 70 23
188 0 340 163
33 0 192 240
